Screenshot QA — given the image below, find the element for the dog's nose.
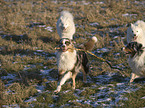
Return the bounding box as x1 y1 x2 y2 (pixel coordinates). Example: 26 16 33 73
61 26 65 30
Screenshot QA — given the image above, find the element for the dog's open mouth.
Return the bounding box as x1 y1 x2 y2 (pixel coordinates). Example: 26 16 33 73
63 28 67 31
134 36 138 40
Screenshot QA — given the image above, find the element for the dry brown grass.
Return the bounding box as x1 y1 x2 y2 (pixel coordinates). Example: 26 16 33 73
0 0 145 107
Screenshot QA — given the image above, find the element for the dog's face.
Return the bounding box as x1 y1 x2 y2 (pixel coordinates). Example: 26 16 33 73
130 23 143 41
59 18 70 32
123 42 144 57
59 38 74 52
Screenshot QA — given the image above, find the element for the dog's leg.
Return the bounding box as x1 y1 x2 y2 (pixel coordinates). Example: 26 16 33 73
72 73 77 89
58 70 66 81
81 68 87 83
54 71 72 93
130 73 140 83
83 70 87 83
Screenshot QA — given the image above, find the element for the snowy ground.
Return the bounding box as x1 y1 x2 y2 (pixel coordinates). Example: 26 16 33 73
1 0 145 107
1 68 145 107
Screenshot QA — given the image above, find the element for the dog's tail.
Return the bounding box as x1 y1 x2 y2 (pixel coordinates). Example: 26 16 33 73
80 36 97 51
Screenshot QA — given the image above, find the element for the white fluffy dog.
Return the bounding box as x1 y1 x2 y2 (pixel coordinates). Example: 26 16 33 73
57 11 75 39
126 20 145 82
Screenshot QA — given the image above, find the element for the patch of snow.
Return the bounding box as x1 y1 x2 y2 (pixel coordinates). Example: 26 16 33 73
24 64 36 70
40 69 54 75
113 36 119 39
45 26 53 32
97 98 111 102
25 96 37 102
36 50 43 52
114 53 120 56
116 83 124 86
4 89 15 94
122 13 129 17
96 47 110 53
36 85 45 93
122 13 137 17
141 96 145 99
62 90 71 93
98 86 107 90
95 1 104 4
1 74 16 80
2 104 20 108
90 22 99 26
38 25 46 28
75 99 83 103
83 100 91 104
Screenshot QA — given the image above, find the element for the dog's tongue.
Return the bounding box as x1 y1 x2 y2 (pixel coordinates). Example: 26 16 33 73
134 36 137 40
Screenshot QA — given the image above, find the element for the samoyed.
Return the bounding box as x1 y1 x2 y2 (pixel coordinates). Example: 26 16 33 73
126 20 145 82
57 11 75 39
127 20 145 46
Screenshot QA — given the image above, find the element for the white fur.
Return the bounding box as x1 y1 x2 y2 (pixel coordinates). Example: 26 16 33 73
128 51 145 82
127 20 145 82
57 11 75 39
54 71 72 93
56 50 77 71
54 50 77 93
92 36 98 43
54 37 95 93
127 20 145 46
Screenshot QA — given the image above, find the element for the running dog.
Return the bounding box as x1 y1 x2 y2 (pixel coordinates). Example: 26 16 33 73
56 11 75 39
54 37 97 93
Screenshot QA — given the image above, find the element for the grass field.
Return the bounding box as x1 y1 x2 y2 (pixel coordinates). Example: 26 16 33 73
0 0 145 107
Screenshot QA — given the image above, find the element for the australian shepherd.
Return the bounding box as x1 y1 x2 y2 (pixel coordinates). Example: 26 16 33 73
54 37 97 93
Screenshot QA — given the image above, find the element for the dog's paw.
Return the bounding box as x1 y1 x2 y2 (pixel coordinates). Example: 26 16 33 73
54 85 61 94
72 86 75 90
54 90 60 94
129 79 134 83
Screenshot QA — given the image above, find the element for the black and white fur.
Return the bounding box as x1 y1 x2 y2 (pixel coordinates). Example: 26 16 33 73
54 38 89 93
123 42 145 82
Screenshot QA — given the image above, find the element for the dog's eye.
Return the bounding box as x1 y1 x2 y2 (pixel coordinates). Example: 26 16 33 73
65 41 70 45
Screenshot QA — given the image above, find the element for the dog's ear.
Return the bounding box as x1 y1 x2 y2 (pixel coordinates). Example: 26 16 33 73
137 43 144 56
129 42 134 48
137 43 143 49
